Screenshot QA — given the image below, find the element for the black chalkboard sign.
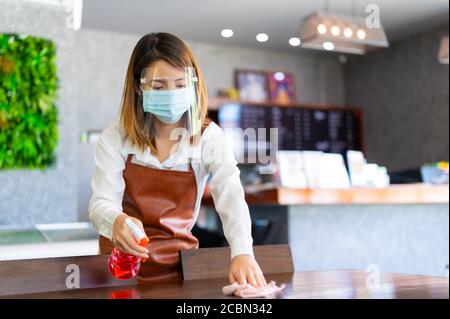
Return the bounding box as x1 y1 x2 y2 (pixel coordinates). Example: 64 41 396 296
217 102 363 160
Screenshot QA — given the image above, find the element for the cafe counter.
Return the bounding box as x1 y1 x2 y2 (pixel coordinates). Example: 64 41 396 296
202 184 449 277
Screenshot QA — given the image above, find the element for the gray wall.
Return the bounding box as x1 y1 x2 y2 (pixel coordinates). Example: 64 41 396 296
0 0 78 225
345 24 449 173
74 29 346 221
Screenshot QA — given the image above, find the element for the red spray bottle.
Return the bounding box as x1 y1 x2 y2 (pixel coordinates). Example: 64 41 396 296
107 218 149 280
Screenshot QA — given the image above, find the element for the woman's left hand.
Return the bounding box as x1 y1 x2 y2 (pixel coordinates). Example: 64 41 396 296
229 254 268 288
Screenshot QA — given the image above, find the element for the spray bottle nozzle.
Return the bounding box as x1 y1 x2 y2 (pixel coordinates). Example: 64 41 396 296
124 218 149 247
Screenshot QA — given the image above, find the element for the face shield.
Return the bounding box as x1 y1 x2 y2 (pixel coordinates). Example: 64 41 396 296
140 66 201 139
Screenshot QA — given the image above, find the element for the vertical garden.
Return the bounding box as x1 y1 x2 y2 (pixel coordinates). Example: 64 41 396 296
0 33 58 169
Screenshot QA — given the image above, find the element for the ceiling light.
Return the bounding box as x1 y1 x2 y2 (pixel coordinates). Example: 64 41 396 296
221 29 234 38
317 24 327 34
323 42 335 51
289 37 301 46
274 72 285 81
357 29 366 40
299 12 389 55
331 26 341 36
343 27 353 38
256 33 269 42
438 36 449 64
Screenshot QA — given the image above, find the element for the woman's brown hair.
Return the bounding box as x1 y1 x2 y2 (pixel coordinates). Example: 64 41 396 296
119 32 208 154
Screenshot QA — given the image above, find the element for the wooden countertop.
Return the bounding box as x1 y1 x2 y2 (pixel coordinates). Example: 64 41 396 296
1 249 448 299
202 184 449 206
3 270 448 299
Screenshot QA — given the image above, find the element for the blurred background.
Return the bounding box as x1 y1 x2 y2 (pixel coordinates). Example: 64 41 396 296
0 0 448 276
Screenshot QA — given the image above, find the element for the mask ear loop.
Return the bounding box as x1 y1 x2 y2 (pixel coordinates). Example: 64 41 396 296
145 112 156 141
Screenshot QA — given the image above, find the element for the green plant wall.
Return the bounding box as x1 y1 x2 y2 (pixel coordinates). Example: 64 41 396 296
0 33 58 169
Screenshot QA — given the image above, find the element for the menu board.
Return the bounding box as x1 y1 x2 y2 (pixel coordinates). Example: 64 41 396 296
218 103 362 157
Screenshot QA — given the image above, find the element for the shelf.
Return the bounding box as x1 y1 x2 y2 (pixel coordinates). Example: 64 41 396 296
207 96 361 112
202 184 449 206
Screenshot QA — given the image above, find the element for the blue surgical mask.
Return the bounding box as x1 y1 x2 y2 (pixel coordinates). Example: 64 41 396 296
142 87 190 124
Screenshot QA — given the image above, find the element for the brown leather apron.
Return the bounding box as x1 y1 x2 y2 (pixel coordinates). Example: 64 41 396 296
99 154 199 284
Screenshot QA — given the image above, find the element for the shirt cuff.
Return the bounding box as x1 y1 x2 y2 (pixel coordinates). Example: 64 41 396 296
229 239 254 259
96 210 123 240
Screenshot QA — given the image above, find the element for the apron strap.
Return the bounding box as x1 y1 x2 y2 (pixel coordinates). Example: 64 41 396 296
126 154 133 164
188 150 195 172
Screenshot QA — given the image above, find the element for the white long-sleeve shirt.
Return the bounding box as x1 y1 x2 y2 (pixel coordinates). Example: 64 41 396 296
88 117 254 259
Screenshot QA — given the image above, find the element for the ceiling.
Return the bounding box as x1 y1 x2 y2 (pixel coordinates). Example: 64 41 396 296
82 0 449 51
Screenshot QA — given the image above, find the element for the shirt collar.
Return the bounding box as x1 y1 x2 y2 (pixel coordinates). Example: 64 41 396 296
122 133 200 168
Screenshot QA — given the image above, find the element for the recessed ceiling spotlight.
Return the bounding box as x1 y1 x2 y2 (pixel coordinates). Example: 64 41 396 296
331 26 341 36
274 72 286 81
221 29 234 38
289 37 301 46
317 23 327 34
323 41 335 51
357 29 366 40
256 33 269 42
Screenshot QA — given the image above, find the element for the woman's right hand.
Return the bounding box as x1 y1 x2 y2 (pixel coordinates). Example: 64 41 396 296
111 213 149 259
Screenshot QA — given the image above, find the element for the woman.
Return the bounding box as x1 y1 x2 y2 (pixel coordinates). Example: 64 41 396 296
89 32 267 287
